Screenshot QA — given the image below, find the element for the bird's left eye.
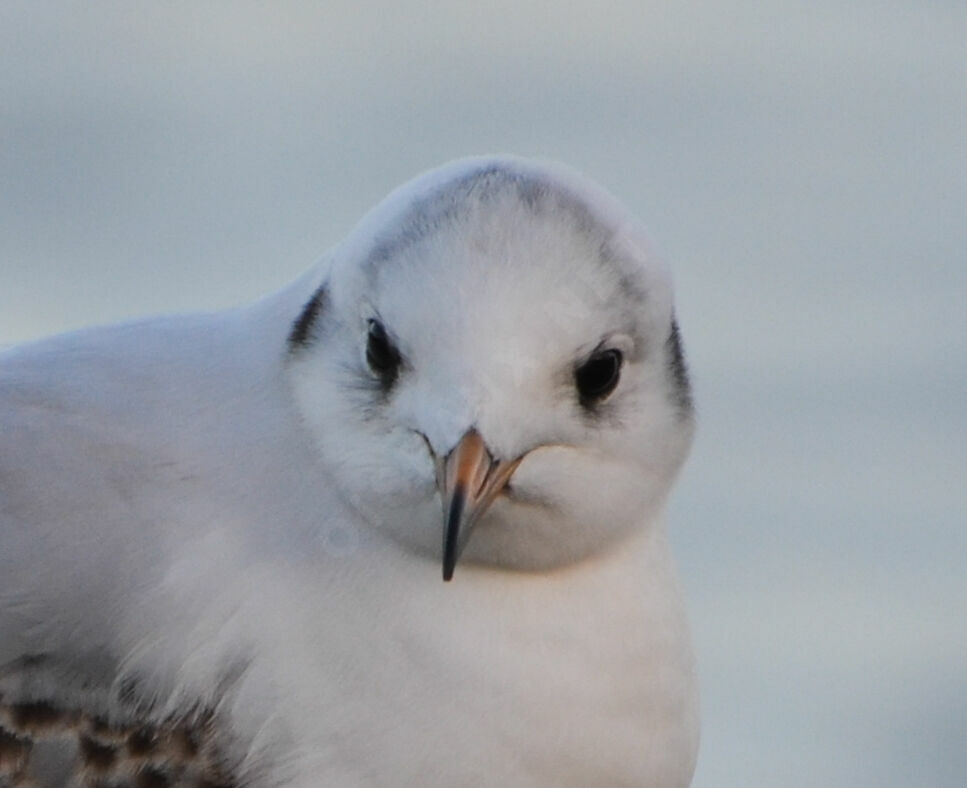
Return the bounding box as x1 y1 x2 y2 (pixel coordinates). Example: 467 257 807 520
366 319 401 386
575 349 623 406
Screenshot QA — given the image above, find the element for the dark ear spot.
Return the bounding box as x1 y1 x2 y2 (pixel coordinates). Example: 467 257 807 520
666 317 693 415
288 286 328 351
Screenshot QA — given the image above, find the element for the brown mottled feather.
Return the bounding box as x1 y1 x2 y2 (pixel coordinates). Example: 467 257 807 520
0 698 237 787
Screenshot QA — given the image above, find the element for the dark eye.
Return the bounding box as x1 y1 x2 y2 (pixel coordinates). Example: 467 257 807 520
575 349 622 406
366 319 401 386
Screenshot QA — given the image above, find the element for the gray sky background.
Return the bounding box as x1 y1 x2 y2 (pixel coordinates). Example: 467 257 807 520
2 2 964 785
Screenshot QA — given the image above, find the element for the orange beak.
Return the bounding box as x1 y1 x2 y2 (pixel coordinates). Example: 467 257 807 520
440 430 521 581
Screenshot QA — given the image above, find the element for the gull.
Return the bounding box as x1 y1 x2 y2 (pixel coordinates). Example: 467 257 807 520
0 156 698 786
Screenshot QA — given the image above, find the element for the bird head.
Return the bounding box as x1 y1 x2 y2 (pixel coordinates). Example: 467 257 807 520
287 156 693 579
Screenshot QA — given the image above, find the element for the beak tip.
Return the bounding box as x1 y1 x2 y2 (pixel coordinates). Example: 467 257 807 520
442 489 464 582
442 536 458 581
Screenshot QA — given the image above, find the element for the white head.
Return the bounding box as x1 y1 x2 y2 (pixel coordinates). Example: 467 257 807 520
288 156 693 578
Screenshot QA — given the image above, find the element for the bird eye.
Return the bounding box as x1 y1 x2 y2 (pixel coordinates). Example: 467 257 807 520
366 319 401 386
575 349 622 406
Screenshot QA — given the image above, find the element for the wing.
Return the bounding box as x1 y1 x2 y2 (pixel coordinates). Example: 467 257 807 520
0 310 318 787
0 655 236 786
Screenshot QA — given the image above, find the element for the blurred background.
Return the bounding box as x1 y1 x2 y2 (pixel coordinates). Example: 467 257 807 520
1 1 964 784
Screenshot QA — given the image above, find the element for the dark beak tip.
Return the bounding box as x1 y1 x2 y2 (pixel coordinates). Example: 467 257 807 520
442 488 465 583
442 539 458 581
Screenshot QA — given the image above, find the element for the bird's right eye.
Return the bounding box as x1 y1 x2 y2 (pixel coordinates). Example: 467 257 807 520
366 319 401 387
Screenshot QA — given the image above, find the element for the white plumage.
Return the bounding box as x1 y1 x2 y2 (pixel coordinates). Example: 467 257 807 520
0 156 698 786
